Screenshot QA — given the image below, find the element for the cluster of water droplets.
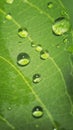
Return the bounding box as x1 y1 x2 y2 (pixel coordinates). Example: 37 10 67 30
5 1 72 129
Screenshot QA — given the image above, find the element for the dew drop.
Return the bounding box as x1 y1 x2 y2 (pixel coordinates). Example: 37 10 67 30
32 106 43 118
31 42 36 47
33 74 41 84
67 46 73 54
18 28 28 38
48 2 53 8
35 124 39 128
5 13 12 20
40 50 49 60
17 53 30 66
61 10 69 17
6 0 14 4
52 17 71 36
56 44 60 48
35 44 43 52
53 128 57 130
8 107 12 110
63 38 68 44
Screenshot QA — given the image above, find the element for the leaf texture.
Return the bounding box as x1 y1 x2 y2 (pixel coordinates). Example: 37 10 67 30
0 0 73 130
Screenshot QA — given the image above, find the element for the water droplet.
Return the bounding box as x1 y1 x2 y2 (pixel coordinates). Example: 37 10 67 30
56 44 60 48
61 10 69 18
32 106 43 118
18 28 28 38
40 50 49 60
31 42 36 47
5 13 12 20
67 46 73 54
35 124 39 128
48 2 53 8
33 74 41 84
35 44 43 52
63 38 68 44
52 17 71 36
53 128 57 130
17 53 30 66
6 0 14 4
8 107 12 110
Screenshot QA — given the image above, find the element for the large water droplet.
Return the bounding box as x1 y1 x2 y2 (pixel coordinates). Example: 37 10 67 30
52 17 71 36
40 50 49 60
18 28 28 38
35 44 43 52
17 53 30 66
6 0 14 4
48 2 53 8
5 13 12 20
32 106 43 118
33 74 41 83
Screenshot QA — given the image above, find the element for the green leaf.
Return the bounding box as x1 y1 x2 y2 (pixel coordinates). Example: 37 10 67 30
0 0 73 130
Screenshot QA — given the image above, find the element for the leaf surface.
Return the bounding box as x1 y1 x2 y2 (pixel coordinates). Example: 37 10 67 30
0 0 73 130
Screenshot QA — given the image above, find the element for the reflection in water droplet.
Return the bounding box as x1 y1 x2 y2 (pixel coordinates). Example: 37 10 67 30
18 28 28 38
33 74 41 83
17 53 30 66
31 42 36 47
48 2 53 8
5 13 12 20
52 17 71 36
40 50 49 60
35 44 43 52
32 106 43 118
6 0 14 4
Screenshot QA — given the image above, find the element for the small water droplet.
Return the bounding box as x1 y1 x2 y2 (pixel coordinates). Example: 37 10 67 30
6 0 14 4
61 10 69 17
33 74 41 83
8 107 12 110
3 20 6 24
32 106 43 118
35 44 43 52
53 128 57 130
56 44 60 48
52 17 71 36
17 53 30 66
63 38 68 44
18 28 28 38
67 46 73 54
5 13 12 20
40 50 49 60
35 124 39 128
31 42 36 47
48 2 53 8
